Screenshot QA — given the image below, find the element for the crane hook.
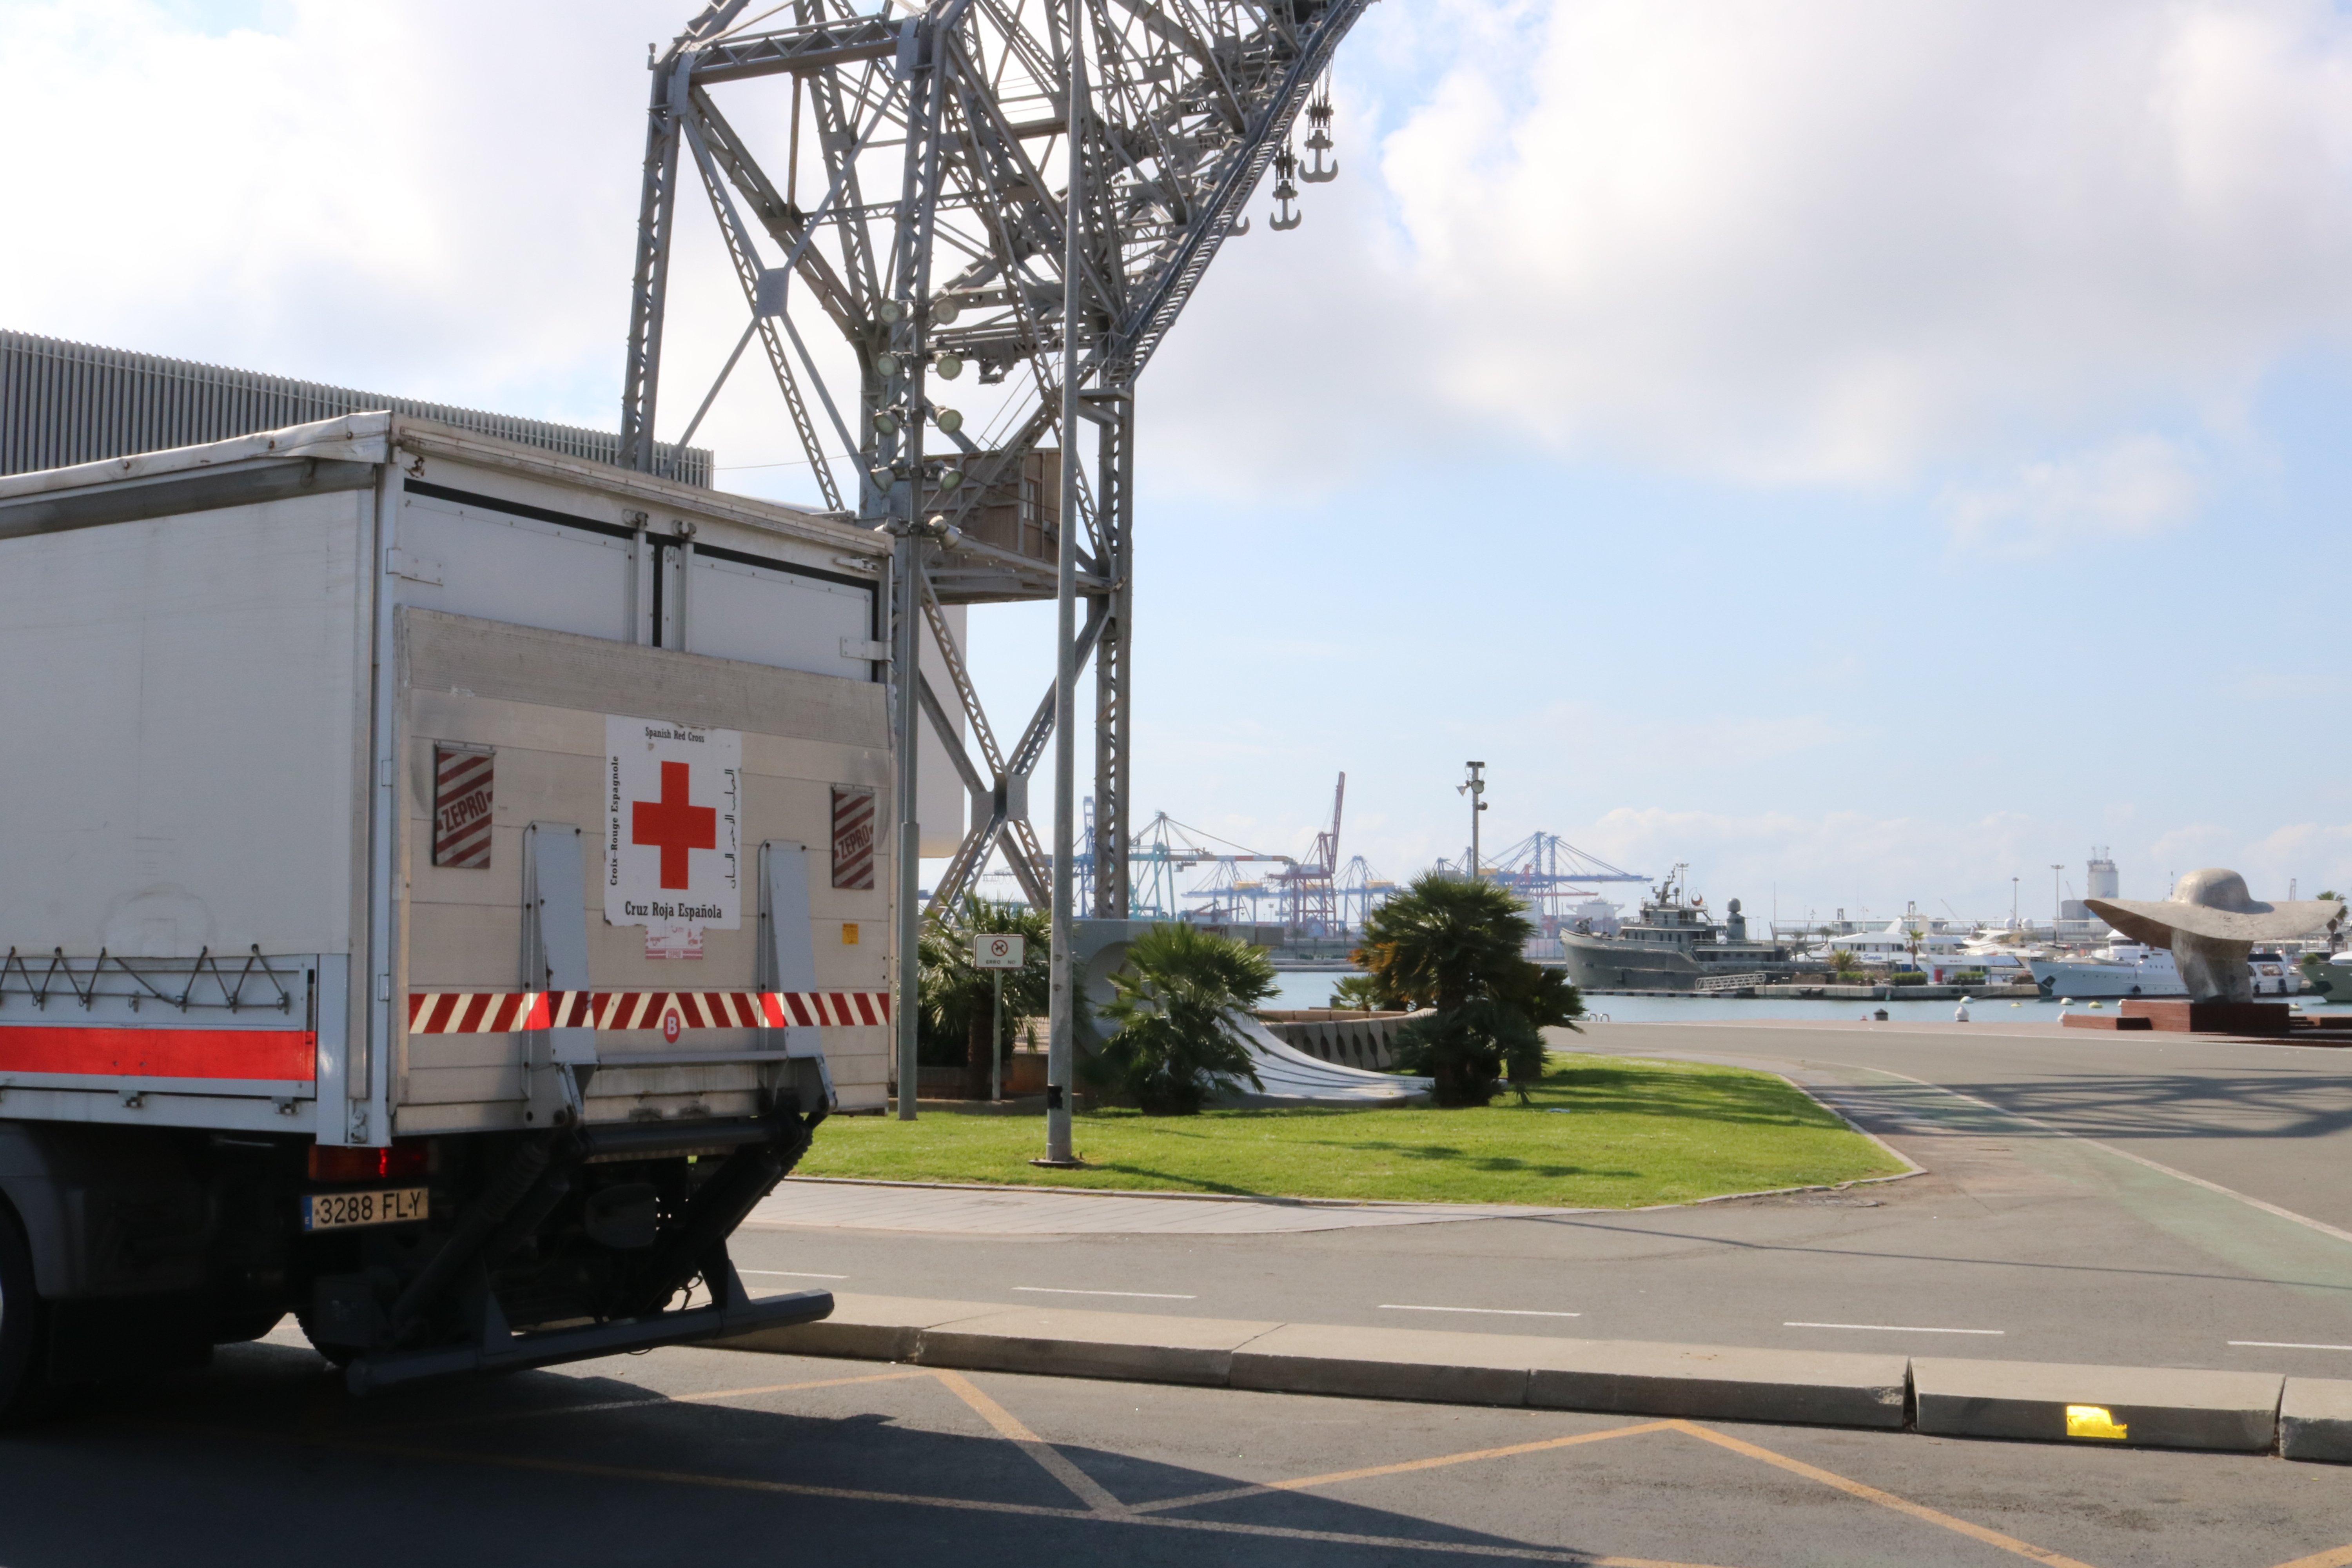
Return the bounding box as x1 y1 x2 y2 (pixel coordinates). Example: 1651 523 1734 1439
1270 145 1302 231
1300 87 1338 183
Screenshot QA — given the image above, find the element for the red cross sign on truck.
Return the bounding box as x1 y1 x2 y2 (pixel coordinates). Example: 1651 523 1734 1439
605 715 741 958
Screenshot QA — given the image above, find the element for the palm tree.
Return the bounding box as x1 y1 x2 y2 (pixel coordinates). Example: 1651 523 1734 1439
1354 871 1582 1106
1327 973 1394 1010
918 895 1051 1099
1827 945 1864 980
1089 923 1279 1114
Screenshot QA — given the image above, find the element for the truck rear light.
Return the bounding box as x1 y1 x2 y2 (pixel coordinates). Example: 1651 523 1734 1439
308 1142 428 1183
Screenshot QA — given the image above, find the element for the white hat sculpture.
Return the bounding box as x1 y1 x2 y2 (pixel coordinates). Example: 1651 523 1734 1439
2087 869 2343 1004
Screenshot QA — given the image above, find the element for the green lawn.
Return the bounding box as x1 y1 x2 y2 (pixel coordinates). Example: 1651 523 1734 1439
799 1053 1906 1208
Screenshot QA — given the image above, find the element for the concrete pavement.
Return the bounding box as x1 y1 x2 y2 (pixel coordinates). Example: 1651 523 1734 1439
736 1021 2352 1381
13 1337 2352 1567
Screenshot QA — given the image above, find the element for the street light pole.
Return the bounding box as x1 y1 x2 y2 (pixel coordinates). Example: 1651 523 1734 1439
2051 864 2064 936
1459 761 1487 882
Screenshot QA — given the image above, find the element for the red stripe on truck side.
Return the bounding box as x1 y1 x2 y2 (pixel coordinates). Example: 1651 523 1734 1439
0 1027 317 1082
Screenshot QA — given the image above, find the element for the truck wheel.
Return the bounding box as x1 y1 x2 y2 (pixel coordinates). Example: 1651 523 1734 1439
0 1204 59 1428
294 1312 361 1370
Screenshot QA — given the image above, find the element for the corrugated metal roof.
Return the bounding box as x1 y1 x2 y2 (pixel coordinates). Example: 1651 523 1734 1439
1 328 712 486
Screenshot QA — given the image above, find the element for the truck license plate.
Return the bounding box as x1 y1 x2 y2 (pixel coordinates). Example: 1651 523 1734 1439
301 1187 428 1232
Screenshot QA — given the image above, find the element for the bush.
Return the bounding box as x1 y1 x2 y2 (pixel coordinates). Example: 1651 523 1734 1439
1355 873 1583 1107
1086 924 1278 1115
917 896 1051 1095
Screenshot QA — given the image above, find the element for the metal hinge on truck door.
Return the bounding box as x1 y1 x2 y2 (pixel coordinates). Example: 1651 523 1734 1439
521 823 595 1126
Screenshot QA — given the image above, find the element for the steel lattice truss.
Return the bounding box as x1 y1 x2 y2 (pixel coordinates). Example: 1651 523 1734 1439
619 0 1368 924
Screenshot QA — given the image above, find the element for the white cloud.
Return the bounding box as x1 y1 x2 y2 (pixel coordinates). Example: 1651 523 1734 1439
1153 0 2352 503
1940 434 2203 549
18 0 2352 518
0 0 653 421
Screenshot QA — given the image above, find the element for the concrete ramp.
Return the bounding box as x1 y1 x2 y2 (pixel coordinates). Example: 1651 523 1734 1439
1218 1013 1432 1108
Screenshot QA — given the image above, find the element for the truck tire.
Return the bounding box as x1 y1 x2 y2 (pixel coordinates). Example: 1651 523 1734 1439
294 1312 361 1370
0 1203 58 1428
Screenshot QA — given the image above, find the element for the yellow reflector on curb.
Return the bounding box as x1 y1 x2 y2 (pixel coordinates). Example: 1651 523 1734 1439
2065 1405 2129 1440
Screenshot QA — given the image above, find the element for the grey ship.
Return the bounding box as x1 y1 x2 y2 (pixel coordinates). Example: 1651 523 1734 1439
1558 873 1789 992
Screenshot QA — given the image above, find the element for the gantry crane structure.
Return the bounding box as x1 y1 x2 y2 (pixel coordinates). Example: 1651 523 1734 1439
1127 810 1294 920
1332 853 1396 931
615 0 1374 1124
1443 831 1648 927
1434 832 1649 926
619 0 1367 911
1267 771 1343 929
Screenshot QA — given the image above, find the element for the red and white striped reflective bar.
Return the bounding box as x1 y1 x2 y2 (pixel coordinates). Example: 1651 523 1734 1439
405 990 891 1035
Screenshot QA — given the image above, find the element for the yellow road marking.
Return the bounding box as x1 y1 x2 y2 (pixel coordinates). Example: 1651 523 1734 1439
2269 1546 2352 1568
1669 1422 2100 1568
145 1359 2117 1568
374 1368 932 1432
1133 1420 1680 1514
929 1368 1131 1515
322 1434 1727 1565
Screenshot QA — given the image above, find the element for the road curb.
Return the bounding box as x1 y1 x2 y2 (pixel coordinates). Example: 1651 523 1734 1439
2283 1378 2352 1462
1913 1357 2281 1453
722 1293 2341 1463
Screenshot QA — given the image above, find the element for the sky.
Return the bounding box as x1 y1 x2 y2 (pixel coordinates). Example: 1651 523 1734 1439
7 0 2352 926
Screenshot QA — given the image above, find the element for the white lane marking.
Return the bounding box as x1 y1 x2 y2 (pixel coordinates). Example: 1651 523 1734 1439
1855 1067 2352 1251
1013 1287 1198 1299
740 1270 849 1279
2229 1339 2352 1351
1379 1305 1582 1318
1786 1321 2004 1335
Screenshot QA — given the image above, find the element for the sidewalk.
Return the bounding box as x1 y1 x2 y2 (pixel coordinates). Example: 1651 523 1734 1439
749 1178 1585 1235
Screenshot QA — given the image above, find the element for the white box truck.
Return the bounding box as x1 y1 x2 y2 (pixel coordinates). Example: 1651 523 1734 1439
0 411 902 1414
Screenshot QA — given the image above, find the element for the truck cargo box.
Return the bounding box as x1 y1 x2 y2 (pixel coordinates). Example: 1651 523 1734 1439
0 411 906 1135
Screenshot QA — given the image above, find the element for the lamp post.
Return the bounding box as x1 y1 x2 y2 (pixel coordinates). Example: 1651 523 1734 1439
2011 876 2018 927
1458 762 1487 881
2051 864 2064 936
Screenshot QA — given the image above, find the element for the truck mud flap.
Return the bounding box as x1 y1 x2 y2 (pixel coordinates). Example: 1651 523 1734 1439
345 1281 833 1395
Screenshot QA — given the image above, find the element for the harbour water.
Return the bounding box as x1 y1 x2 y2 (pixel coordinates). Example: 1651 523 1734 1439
1264 970 2352 1023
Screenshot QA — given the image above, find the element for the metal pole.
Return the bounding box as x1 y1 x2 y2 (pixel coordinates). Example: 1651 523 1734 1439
894 536 922 1120
1460 761 1486 882
991 968 1003 1103
892 36 944 1124
1040 3 1087 1168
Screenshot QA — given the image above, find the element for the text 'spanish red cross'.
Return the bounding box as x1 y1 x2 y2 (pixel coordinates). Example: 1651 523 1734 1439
632 760 716 889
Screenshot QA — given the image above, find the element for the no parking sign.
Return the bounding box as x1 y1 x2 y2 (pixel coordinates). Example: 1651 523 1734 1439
973 934 1025 969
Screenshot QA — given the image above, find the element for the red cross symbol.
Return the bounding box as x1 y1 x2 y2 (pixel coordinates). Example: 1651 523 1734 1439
632 760 716 889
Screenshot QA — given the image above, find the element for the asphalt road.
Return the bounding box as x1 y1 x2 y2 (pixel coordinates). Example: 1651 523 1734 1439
4 1338 2349 1568
1590 1018 2352 1230
726 1020 2352 1381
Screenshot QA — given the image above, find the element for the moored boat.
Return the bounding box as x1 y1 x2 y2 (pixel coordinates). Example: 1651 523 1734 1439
1557 871 1788 992
2030 941 2300 998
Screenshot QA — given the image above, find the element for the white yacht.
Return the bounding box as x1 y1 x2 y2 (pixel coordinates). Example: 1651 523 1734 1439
2030 941 2299 999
